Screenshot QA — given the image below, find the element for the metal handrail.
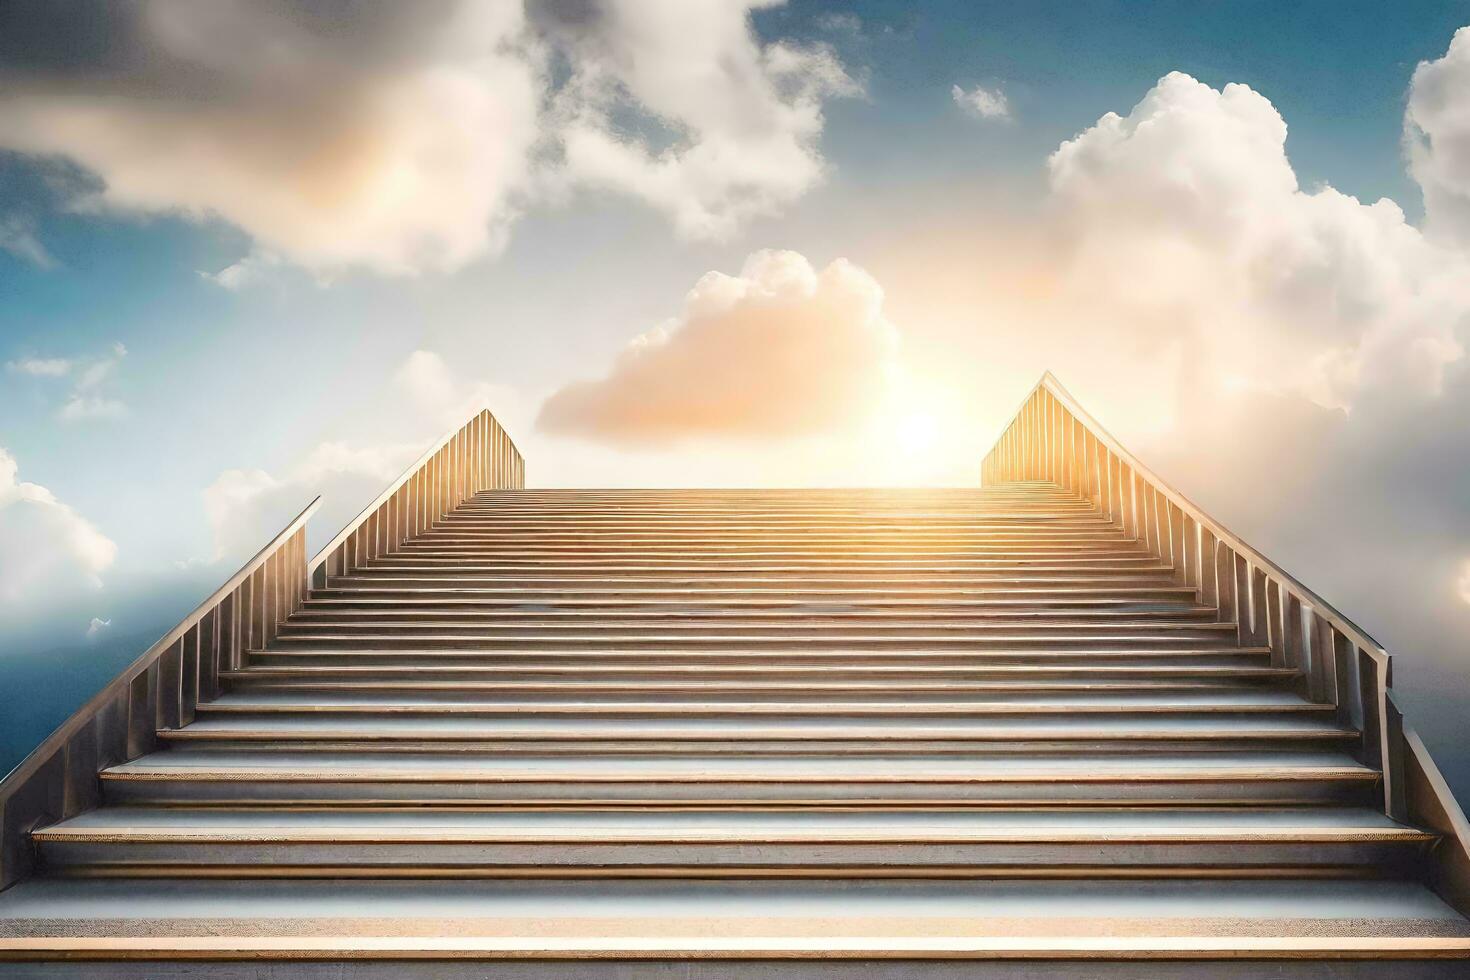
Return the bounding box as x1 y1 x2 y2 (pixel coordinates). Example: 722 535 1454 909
0 496 320 889
982 371 1470 912
308 407 523 588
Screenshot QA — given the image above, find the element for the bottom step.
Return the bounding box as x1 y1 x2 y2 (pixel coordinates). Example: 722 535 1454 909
1 878 1468 975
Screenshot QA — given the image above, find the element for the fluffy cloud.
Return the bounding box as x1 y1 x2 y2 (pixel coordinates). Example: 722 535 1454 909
0 214 55 268
85 617 111 638
538 249 900 445
952 83 1010 121
0 447 117 606
6 357 71 377
6 342 129 420
203 439 422 562
0 1 853 278
202 349 522 562
1407 27 1470 249
538 0 859 239
0 1 539 278
1046 71 1470 411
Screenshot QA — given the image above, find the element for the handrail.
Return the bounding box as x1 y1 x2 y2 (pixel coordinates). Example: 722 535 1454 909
0 495 320 889
309 407 523 588
981 372 1470 913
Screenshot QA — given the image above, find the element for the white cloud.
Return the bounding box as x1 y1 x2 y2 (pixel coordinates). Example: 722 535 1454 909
539 0 860 240
203 440 421 562
1045 71 1470 412
55 343 128 421
59 396 128 421
86 616 111 638
0 214 56 268
392 349 524 432
1407 26 1470 249
538 249 900 445
6 357 72 377
0 447 117 606
0 2 540 279
952 83 1010 121
0 1 854 278
202 348 522 562
201 251 282 290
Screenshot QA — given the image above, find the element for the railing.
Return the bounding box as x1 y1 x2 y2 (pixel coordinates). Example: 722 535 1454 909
0 497 319 890
309 408 522 588
982 372 1470 912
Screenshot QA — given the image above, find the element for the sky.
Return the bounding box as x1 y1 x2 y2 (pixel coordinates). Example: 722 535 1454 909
4 0 1470 793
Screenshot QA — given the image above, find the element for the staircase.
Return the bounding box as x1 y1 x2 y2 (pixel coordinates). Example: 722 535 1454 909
3 384 1469 976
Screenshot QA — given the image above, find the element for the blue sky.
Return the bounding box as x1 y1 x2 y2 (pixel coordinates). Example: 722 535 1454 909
4 1 1470 791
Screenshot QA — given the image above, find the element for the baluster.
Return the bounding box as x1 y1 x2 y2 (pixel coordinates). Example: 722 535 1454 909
1251 566 1271 655
1357 648 1383 770
179 627 199 727
1199 528 1219 608
1265 578 1285 669
1181 514 1198 589
1283 593 1307 694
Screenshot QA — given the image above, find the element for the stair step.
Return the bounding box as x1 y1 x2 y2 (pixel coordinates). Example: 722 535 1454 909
194 690 1330 714
99 749 1378 805
159 713 1358 751
34 806 1432 877
247 646 1275 668
9 877 1467 970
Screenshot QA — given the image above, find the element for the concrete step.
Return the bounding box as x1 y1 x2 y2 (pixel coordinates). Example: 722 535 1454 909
267 630 1243 651
158 712 1359 753
6 875 1470 973
224 661 1291 683
33 806 1433 877
247 645 1275 668
314 583 1200 601
282 607 1221 627
193 688 1331 714
98 749 1378 805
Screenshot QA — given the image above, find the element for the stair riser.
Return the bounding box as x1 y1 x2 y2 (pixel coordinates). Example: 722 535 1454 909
268 635 1242 651
37 840 1429 876
246 651 1273 668
98 777 1377 806
284 610 1218 626
190 706 1335 722
155 736 1360 754
225 665 1283 683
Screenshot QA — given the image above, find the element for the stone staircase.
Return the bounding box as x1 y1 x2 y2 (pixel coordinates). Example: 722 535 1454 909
3 482 1469 975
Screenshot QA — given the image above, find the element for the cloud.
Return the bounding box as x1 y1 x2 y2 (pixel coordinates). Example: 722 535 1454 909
392 349 524 432
537 0 860 240
6 342 130 420
0 1 539 278
952 83 1010 121
6 357 71 377
0 214 56 267
201 348 522 562
537 249 900 446
1408 26 1470 249
0 1 853 278
1045 71 1470 412
0 447 117 606
203 440 421 563
85 617 111 638
57 342 128 421
58 395 127 421
201 251 282 290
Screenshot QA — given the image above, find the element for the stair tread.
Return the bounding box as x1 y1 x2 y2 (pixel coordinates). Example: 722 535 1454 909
105 749 1375 780
2 879 1467 952
38 806 1426 843
168 714 1354 736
